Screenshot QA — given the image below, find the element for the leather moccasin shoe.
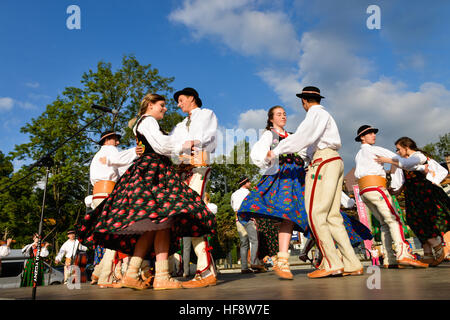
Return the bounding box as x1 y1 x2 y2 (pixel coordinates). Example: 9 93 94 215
383 264 405 269
153 277 182 290
343 268 364 276
397 257 428 268
251 264 267 273
181 273 217 289
307 268 344 279
241 269 254 274
121 275 149 290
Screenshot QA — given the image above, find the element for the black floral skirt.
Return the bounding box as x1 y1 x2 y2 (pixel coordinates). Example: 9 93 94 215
404 171 450 244
77 153 216 256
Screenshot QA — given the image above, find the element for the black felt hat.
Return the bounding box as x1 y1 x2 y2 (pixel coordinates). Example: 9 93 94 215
98 131 121 145
296 86 325 100
355 125 379 142
173 87 203 107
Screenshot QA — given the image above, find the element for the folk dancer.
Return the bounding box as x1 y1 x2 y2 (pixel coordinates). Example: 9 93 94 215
170 87 218 288
354 126 427 268
0 238 13 275
231 177 266 274
55 230 88 284
21 234 50 287
267 86 363 279
88 130 139 287
374 136 450 267
240 106 371 279
77 93 216 290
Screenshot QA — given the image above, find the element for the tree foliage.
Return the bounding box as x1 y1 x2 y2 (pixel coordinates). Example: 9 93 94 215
423 132 449 163
4 55 178 252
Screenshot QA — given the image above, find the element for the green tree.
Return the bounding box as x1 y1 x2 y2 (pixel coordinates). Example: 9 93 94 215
0 151 40 245
207 140 261 261
423 132 449 163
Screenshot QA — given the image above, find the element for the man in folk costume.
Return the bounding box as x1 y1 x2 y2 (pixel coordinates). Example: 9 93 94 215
231 176 266 274
268 86 363 278
55 230 88 284
354 125 428 268
87 130 140 287
170 87 218 288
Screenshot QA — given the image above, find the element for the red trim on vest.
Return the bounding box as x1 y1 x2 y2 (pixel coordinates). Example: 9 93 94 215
359 186 407 243
308 156 342 269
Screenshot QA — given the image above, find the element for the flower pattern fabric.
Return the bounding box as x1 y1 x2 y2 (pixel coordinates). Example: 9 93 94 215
403 170 450 243
238 130 371 246
77 130 216 256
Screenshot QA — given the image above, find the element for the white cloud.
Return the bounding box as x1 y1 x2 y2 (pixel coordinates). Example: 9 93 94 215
398 54 426 71
0 97 14 111
237 108 267 130
25 82 40 88
0 97 38 112
169 0 301 60
170 0 450 170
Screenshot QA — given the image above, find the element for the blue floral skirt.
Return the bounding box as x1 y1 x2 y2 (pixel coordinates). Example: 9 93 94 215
238 163 372 246
93 246 106 265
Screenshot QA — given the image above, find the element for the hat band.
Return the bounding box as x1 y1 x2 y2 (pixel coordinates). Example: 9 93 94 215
358 127 376 137
101 132 119 140
301 91 321 95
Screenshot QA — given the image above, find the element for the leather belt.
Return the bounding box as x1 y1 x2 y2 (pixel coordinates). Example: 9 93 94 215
93 180 116 194
358 175 387 190
179 151 209 167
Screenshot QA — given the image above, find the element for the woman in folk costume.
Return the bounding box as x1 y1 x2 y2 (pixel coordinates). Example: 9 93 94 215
375 136 450 267
238 105 372 279
20 234 50 287
77 93 216 290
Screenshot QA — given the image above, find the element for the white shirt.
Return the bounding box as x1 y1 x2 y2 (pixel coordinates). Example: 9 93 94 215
134 116 177 157
206 203 218 215
251 130 307 176
90 145 137 186
272 105 341 160
21 243 49 258
55 239 87 262
354 143 404 191
230 187 250 213
0 245 10 258
170 107 218 155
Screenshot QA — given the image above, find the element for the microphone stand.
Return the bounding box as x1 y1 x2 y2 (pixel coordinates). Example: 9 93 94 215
25 107 108 300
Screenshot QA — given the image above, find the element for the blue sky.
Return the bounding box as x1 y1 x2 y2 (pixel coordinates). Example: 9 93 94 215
1 0 450 172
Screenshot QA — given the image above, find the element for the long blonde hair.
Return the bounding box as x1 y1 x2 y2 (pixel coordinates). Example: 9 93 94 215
128 93 166 128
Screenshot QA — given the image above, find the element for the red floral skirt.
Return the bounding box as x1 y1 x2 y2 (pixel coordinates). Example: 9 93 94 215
77 153 216 256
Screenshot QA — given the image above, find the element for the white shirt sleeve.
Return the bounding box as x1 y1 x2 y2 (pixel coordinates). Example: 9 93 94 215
340 192 355 208
77 241 88 252
0 245 10 257
273 108 327 157
373 146 397 158
106 147 137 167
136 116 176 157
40 247 49 258
189 109 218 152
250 131 274 169
207 203 218 215
390 166 405 191
21 244 33 257
394 152 427 170
55 243 67 262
